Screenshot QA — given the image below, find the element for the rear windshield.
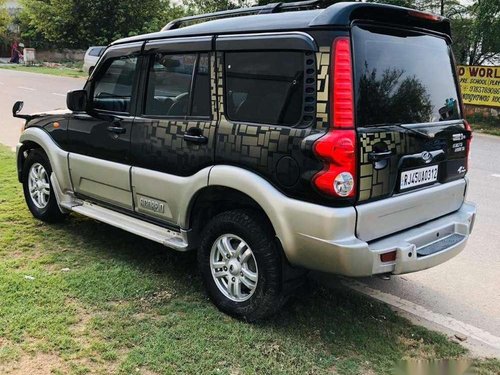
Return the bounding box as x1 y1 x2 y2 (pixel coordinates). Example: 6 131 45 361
352 25 461 127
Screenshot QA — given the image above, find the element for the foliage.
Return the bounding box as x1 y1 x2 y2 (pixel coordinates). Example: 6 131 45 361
18 0 184 49
184 0 252 14
12 0 500 66
357 68 432 125
453 0 500 65
0 0 11 36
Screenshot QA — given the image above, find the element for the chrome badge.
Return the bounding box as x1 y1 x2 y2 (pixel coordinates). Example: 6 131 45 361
139 197 165 214
452 133 467 141
421 151 432 163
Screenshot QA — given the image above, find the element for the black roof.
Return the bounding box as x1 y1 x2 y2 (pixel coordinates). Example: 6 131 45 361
112 2 451 46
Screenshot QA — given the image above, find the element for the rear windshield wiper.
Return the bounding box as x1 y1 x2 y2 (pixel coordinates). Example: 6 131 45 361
370 123 433 139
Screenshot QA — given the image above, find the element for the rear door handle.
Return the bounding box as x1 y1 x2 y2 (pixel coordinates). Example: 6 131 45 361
107 126 126 134
369 150 392 162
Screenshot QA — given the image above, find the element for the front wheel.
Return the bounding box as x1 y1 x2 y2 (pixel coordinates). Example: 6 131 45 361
22 149 66 223
198 209 286 321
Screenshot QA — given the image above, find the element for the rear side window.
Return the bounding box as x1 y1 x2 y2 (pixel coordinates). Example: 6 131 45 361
352 25 461 126
144 53 210 117
92 56 138 113
225 51 304 126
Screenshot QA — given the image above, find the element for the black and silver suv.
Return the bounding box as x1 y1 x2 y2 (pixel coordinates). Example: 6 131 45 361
13 1 476 321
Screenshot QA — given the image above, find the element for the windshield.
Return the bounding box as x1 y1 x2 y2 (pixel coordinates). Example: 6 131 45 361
352 25 461 127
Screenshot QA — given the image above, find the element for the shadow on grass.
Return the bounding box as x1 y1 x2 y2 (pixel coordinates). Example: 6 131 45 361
43 215 467 375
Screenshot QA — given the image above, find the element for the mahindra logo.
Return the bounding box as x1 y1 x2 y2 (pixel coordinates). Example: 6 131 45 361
421 151 432 163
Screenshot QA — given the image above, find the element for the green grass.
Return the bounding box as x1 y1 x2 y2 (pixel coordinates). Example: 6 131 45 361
0 64 87 78
472 120 500 137
0 146 498 375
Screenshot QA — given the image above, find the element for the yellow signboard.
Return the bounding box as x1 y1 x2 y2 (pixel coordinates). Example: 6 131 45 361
457 65 500 108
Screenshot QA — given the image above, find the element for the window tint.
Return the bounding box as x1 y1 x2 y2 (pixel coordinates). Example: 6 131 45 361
92 56 138 113
89 47 105 57
225 51 304 125
145 53 211 117
352 25 461 126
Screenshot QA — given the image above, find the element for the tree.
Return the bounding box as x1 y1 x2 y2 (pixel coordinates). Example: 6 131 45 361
460 0 499 65
18 0 184 49
0 0 10 36
358 67 433 125
184 0 254 14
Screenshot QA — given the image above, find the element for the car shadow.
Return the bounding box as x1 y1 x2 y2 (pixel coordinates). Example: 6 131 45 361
47 215 461 370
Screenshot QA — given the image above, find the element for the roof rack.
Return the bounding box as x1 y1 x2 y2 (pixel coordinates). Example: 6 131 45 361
162 0 326 31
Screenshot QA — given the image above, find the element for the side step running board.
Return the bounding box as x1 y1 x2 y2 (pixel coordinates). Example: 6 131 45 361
51 173 189 251
71 202 188 251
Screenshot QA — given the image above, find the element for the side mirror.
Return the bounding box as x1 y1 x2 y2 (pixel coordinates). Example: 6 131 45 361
12 101 24 117
67 90 88 112
12 101 31 120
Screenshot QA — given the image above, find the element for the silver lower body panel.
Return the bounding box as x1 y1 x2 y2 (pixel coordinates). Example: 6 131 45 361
291 201 476 277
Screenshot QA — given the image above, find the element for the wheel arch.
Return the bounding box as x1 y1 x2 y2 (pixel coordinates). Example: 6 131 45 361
17 140 42 182
187 185 278 248
187 165 300 258
18 128 72 192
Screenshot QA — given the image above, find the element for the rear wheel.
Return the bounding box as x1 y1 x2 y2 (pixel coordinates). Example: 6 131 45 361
198 209 286 321
22 149 66 222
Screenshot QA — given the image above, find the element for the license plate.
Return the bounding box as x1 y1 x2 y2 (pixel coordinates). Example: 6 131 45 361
400 165 438 190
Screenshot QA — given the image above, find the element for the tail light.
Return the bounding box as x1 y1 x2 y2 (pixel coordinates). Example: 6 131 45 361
313 37 357 198
464 119 472 169
459 93 472 169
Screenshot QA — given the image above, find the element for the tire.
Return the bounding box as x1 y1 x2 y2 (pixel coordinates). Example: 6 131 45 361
22 149 66 223
198 209 286 321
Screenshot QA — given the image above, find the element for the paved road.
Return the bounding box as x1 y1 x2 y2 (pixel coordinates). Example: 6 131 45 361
0 69 85 149
357 133 500 340
1 69 499 351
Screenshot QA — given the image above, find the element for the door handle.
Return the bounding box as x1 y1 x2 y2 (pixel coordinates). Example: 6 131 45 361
183 128 208 144
183 134 208 144
368 150 392 162
107 126 126 134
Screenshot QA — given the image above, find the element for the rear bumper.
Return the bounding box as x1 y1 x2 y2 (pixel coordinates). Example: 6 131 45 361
286 201 476 277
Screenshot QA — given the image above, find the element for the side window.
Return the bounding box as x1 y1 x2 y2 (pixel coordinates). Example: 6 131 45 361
225 51 304 126
92 56 138 113
144 53 210 118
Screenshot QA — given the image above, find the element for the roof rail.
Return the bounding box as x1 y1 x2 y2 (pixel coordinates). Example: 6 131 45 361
162 0 325 31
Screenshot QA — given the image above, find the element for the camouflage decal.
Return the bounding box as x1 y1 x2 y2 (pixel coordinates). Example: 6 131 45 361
214 49 328 195
316 46 330 131
134 45 333 202
358 130 423 201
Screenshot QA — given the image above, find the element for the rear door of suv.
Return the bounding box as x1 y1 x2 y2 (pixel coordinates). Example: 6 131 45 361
351 24 470 241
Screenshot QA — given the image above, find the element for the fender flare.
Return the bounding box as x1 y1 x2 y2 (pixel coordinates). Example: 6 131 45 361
18 128 73 193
